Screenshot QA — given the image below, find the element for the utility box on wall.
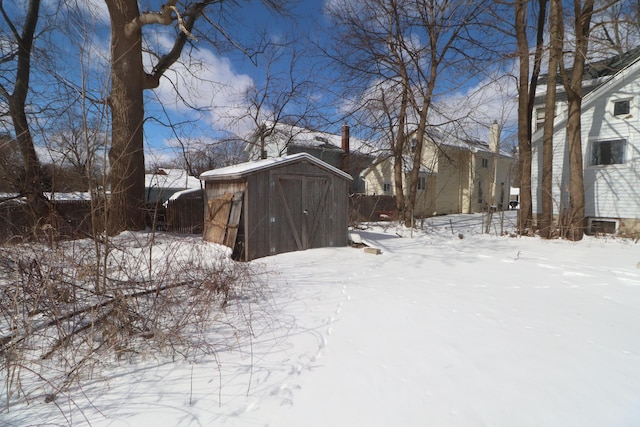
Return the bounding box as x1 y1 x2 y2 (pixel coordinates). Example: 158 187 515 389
200 153 352 261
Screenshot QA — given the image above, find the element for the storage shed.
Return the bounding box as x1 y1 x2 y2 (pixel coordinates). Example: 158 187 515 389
199 153 352 261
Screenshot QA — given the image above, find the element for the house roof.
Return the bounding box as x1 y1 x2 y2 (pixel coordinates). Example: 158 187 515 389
533 46 640 141
248 121 378 155
535 46 640 104
539 46 640 85
361 128 513 178
200 152 353 181
145 168 201 190
361 153 435 178
416 128 513 158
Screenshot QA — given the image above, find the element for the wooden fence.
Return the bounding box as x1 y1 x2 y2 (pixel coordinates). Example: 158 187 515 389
0 197 204 243
164 197 204 234
349 194 396 222
1 194 394 243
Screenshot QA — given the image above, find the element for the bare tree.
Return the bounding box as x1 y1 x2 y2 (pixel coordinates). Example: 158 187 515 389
44 109 105 190
514 0 548 234
539 0 563 238
0 0 52 227
557 0 596 241
589 0 640 54
168 136 247 177
326 0 496 224
235 39 320 160
103 0 287 235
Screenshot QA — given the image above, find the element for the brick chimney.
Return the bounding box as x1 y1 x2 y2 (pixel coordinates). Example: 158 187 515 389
341 123 350 173
341 123 350 153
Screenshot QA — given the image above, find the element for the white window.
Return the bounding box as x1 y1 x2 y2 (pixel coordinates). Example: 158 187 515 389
481 158 489 168
417 175 426 191
536 109 545 130
383 182 392 193
613 99 630 116
591 139 626 165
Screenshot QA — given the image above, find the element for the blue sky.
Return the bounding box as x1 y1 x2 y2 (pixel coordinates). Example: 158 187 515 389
136 0 345 165
2 0 519 168
123 0 518 164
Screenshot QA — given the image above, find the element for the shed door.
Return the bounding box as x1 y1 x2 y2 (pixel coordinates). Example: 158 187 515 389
204 188 245 248
272 174 330 252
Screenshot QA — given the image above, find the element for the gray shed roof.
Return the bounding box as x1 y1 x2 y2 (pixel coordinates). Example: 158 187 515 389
200 152 353 181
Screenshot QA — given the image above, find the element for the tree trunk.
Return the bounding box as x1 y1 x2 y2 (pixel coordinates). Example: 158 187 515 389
405 97 430 224
515 0 533 234
540 0 562 238
391 69 410 222
393 106 407 220
9 96 51 227
105 0 147 235
565 98 586 240
561 0 594 241
2 0 51 231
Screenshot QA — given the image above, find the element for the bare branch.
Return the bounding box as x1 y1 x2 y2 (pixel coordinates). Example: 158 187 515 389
144 3 207 89
124 0 178 37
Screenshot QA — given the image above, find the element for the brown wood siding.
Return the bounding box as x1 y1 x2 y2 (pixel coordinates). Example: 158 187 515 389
245 171 271 260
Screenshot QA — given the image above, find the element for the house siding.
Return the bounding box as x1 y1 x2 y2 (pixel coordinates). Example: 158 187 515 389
362 136 512 217
364 159 395 196
532 68 640 234
435 149 468 214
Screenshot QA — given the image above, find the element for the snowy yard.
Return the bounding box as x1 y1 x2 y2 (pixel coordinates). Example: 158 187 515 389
4 211 640 426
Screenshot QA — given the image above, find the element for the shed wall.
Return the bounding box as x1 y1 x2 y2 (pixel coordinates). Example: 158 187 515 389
204 159 349 260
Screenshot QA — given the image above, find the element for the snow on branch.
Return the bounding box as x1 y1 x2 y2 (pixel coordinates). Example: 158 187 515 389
124 1 180 38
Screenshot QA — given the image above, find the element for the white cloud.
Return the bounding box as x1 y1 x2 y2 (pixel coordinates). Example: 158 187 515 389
148 39 255 137
430 63 519 143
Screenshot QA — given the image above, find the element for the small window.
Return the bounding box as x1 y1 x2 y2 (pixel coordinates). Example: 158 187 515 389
613 100 630 116
536 109 545 130
588 218 618 235
591 139 625 165
417 175 426 191
383 182 392 193
481 158 489 168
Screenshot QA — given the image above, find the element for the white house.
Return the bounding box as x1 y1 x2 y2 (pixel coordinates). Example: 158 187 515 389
531 47 640 235
361 123 514 217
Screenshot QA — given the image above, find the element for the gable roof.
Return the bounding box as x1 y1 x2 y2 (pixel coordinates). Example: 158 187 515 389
539 46 640 85
532 47 640 141
361 153 435 178
247 121 378 156
536 46 640 104
412 128 513 158
200 152 353 181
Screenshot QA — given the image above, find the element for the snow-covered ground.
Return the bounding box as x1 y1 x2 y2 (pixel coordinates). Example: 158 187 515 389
4 212 640 426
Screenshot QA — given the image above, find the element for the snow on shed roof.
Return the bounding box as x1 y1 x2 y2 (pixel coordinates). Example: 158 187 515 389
200 152 353 181
145 168 201 190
